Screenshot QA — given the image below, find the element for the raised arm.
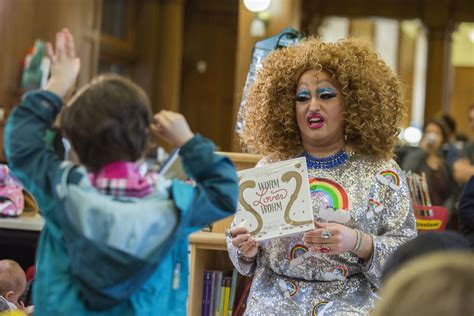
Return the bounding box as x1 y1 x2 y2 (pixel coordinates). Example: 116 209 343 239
4 29 80 210
151 110 239 231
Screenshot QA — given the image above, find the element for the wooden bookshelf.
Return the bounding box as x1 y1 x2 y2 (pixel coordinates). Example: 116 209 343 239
188 152 260 315
188 231 227 315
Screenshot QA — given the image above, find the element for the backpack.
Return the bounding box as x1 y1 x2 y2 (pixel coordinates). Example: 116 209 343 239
0 164 26 217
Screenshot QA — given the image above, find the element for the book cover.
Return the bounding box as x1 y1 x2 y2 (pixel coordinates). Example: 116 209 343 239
217 277 226 316
158 148 187 180
222 277 232 315
202 270 212 316
234 157 314 241
208 271 216 316
227 269 238 316
210 271 223 315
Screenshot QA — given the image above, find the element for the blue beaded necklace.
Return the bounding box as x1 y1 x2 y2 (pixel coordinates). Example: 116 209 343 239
303 149 349 170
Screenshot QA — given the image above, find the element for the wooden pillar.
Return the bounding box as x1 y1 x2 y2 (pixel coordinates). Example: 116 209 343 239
421 0 455 121
155 0 184 112
231 0 301 151
423 24 455 120
397 22 419 127
134 0 163 114
349 19 375 43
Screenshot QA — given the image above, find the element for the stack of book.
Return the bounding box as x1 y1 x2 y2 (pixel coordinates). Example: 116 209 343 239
406 171 432 207
201 269 252 316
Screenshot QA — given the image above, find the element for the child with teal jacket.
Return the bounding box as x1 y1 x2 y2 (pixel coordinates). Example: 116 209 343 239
4 29 238 315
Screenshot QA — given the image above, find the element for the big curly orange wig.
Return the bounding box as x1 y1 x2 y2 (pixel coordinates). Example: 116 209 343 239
240 37 406 160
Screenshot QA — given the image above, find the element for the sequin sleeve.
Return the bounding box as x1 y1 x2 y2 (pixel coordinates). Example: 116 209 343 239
226 233 257 276
363 161 417 287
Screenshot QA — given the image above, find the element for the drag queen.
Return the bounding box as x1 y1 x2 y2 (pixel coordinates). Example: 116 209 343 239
227 38 417 315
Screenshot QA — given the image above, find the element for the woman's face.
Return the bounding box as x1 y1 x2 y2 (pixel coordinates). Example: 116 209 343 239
295 70 345 150
424 123 444 149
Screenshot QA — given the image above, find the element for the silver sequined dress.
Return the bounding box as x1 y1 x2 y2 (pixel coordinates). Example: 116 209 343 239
227 153 417 315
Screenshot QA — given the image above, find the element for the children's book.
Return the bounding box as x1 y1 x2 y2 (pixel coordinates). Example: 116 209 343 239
222 277 232 315
227 269 238 316
158 148 187 180
210 271 223 315
217 277 226 316
202 270 212 316
233 157 314 241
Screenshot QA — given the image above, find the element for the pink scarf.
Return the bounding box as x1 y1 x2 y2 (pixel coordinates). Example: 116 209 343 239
89 161 157 198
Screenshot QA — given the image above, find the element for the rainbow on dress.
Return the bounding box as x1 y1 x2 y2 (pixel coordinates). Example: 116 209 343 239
289 244 308 260
366 198 384 219
313 301 332 316
309 178 349 210
369 198 381 207
376 170 401 190
328 265 348 278
380 170 400 186
286 280 298 297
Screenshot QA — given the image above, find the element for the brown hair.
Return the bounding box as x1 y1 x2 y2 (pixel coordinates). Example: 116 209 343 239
0 259 26 297
423 118 449 144
373 251 474 316
61 74 152 172
240 37 406 160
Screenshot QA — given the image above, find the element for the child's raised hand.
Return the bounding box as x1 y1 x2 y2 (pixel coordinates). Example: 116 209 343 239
151 110 194 147
45 28 81 99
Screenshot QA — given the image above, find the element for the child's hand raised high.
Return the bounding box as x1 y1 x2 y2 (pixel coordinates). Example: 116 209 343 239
45 28 81 99
151 110 194 148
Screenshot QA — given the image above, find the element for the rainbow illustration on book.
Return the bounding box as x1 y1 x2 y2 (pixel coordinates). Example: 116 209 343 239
376 170 401 190
313 301 333 316
366 198 384 219
309 178 350 223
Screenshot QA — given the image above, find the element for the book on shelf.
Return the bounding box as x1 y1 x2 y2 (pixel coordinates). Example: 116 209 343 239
210 271 223 315
234 157 314 241
217 277 226 316
227 269 238 316
202 269 247 316
202 270 212 316
406 171 433 213
222 276 232 315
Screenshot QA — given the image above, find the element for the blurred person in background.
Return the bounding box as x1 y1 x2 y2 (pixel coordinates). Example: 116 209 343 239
381 231 470 282
453 104 474 185
402 119 456 214
437 113 461 166
373 251 474 316
458 176 474 247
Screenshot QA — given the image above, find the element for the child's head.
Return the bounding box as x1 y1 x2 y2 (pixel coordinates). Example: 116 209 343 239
0 260 26 305
61 74 152 172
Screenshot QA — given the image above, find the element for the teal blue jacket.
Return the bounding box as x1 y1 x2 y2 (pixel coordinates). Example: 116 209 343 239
4 91 238 315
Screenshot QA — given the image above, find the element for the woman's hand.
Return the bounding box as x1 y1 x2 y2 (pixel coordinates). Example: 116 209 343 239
303 222 373 261
230 227 259 259
45 28 81 99
303 222 357 254
151 110 194 147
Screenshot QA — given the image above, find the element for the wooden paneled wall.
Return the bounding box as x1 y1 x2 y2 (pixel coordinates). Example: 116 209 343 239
0 0 100 162
179 0 239 151
449 67 474 139
0 0 101 110
397 24 418 127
